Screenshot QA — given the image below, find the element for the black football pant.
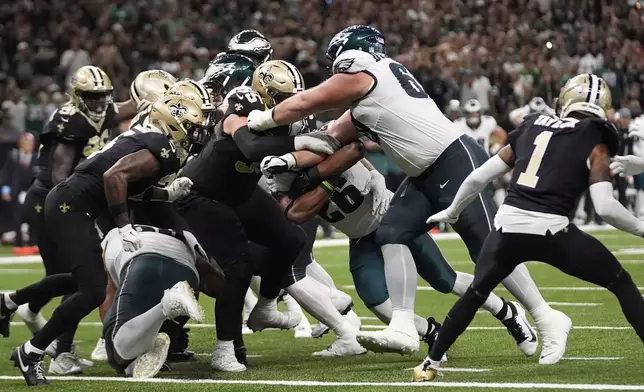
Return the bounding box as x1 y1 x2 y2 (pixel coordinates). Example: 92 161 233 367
174 186 305 341
12 181 106 352
20 183 77 355
429 225 644 362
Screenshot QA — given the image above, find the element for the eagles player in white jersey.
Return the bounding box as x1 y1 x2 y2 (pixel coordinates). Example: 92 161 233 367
455 99 507 157
263 132 539 359
101 225 211 378
248 25 570 362
509 97 556 128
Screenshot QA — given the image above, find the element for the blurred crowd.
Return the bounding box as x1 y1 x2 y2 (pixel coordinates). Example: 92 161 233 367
1 0 644 235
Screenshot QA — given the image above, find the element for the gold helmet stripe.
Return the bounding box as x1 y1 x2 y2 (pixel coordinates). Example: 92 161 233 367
88 66 106 88
186 79 212 106
279 60 304 91
587 74 600 105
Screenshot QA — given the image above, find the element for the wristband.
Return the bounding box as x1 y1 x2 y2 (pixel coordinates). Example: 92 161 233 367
320 181 335 194
108 202 128 218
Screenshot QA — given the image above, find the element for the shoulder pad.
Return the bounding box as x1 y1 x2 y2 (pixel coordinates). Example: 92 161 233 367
332 50 378 74
225 86 265 117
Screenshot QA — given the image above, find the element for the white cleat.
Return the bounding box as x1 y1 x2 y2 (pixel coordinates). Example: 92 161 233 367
312 337 367 357
501 301 538 357
357 327 420 355
537 310 572 365
211 349 247 372
71 343 93 369
311 323 330 338
44 340 57 358
344 310 362 330
16 305 47 334
49 353 83 375
132 333 170 379
247 306 302 332
91 338 108 361
241 321 254 335
161 281 205 323
294 323 313 339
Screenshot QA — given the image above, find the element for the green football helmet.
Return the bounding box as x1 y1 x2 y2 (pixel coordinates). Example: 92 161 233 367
228 29 273 65
200 53 256 101
326 25 386 63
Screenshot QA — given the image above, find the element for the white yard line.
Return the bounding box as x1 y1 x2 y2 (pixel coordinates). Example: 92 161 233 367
342 285 644 292
402 367 490 373
0 376 642 390
563 357 622 361
547 302 602 306
195 353 262 358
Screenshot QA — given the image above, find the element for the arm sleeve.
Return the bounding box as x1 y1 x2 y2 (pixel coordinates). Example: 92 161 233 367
232 126 296 161
449 154 512 217
590 181 644 237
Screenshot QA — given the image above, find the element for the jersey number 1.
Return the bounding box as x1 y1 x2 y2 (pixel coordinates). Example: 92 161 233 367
517 131 553 188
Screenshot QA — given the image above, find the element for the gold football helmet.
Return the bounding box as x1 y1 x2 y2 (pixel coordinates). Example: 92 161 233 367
252 60 304 108
130 70 177 110
69 65 113 122
556 74 612 120
149 96 205 161
166 80 217 126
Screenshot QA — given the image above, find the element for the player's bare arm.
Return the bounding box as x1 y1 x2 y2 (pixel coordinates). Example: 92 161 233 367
325 110 361 146
270 73 373 126
114 100 137 123
588 144 644 237
50 142 78 185
104 149 161 227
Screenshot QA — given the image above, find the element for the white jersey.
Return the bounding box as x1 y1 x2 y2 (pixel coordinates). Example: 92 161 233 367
509 104 556 127
317 161 383 238
102 227 201 287
333 50 462 177
455 115 497 155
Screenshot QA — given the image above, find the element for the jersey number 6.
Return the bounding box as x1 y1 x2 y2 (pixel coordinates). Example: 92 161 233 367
389 63 428 99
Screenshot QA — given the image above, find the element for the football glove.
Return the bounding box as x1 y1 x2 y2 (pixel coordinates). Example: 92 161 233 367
247 109 277 131
265 172 298 194
260 154 296 177
165 177 194 202
426 209 459 225
364 170 391 217
294 131 341 155
118 224 142 252
610 155 644 177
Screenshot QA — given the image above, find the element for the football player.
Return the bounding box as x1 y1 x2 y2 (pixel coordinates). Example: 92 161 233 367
101 224 213 379
250 60 365 356
18 65 140 374
414 74 644 381
247 25 569 359
509 96 556 128
0 96 204 386
444 99 462 121
455 99 507 156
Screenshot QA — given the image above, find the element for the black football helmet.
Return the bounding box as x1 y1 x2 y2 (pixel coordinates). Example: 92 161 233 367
200 53 256 102
325 25 386 64
227 30 273 65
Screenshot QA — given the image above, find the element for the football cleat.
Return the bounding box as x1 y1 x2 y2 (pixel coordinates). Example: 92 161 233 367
161 281 205 323
242 320 254 335
49 352 82 375
11 344 49 386
357 327 420 355
91 338 108 361
421 317 447 362
310 323 330 338
0 293 16 338
211 349 247 372
344 310 362 330
312 337 367 357
132 333 170 379
71 343 94 368
501 301 538 357
537 310 572 365
294 317 313 339
44 340 57 358
16 304 47 335
234 345 248 365
247 306 302 332
411 357 441 382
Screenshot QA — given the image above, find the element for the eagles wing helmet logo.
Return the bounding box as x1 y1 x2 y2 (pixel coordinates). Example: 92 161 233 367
169 102 188 119
333 58 355 74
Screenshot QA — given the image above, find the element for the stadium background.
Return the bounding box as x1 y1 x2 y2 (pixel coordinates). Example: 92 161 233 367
0 0 644 235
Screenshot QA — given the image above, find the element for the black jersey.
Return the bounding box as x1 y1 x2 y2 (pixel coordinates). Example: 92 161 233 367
35 102 118 189
71 128 181 215
181 87 267 206
504 114 619 217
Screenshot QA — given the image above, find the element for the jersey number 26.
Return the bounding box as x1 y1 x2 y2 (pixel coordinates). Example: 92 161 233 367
319 177 365 223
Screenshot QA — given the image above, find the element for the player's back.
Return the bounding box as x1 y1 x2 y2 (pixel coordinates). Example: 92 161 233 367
335 50 461 177
504 114 618 218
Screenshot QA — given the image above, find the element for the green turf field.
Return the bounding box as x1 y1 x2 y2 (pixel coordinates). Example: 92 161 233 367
0 231 643 391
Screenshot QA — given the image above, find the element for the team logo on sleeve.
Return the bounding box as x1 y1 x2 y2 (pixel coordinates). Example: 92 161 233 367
169 102 188 118
160 148 170 159
333 58 355 74
235 103 244 112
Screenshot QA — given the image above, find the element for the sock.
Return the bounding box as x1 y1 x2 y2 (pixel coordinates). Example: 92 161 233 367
254 295 278 312
500 264 547 315
24 340 45 356
249 276 261 295
287 277 356 338
306 261 337 289
214 339 235 356
4 293 18 310
370 299 428 336
113 304 166 360
429 289 486 362
243 289 257 322
608 271 644 343
493 299 513 321
452 272 504 315
281 293 310 329
381 244 417 312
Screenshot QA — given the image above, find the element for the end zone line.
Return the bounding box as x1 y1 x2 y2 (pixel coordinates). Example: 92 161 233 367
0 376 642 390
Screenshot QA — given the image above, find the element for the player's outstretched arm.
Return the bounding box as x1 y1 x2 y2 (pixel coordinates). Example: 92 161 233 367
281 186 333 224
427 145 514 224
589 144 644 237
104 149 161 228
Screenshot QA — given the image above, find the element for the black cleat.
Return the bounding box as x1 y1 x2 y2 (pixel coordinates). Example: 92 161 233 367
234 345 248 365
421 317 441 351
167 349 195 362
10 344 49 386
0 293 16 338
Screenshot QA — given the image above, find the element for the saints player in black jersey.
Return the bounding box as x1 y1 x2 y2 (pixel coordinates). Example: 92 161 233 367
17 65 139 373
414 74 644 381
0 96 204 386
